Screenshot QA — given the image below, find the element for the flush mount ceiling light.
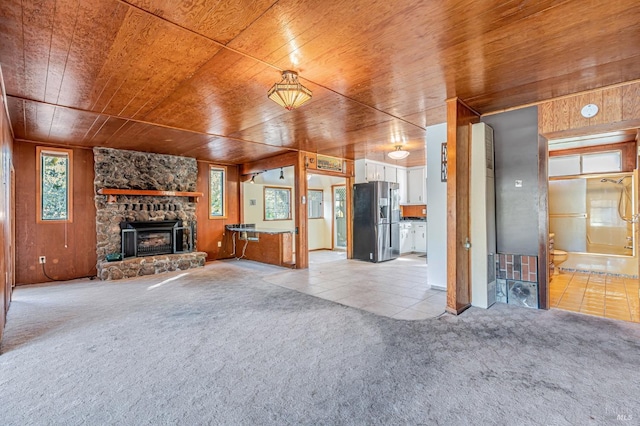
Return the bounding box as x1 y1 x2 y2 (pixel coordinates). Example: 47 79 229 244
267 70 312 110
388 145 410 160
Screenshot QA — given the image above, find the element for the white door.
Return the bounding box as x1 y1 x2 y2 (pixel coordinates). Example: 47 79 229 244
333 186 347 249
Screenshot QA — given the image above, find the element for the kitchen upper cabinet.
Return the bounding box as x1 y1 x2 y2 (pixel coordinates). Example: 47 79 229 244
366 162 384 181
396 168 407 203
406 167 426 204
384 165 397 183
355 159 401 184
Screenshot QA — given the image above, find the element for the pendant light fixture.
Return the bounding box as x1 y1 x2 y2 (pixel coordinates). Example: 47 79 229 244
279 168 285 180
388 145 410 160
268 70 312 110
250 174 256 184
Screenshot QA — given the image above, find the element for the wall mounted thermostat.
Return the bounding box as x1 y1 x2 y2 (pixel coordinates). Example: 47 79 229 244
580 103 599 118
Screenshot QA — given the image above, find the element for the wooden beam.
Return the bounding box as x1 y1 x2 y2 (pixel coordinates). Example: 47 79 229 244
538 135 550 310
294 152 308 269
240 152 299 176
446 98 480 315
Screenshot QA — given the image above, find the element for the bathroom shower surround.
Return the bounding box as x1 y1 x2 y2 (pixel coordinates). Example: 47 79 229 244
94 148 205 280
496 253 539 309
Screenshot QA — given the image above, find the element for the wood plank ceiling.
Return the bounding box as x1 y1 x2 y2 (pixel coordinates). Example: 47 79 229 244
0 0 639 166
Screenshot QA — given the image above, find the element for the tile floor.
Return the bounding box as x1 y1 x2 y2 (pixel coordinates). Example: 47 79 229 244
262 251 446 320
550 271 640 323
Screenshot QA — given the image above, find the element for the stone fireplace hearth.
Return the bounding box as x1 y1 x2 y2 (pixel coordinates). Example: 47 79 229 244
94 148 206 280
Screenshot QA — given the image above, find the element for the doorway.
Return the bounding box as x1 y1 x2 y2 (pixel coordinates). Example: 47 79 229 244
306 174 347 254
332 185 347 250
547 130 640 322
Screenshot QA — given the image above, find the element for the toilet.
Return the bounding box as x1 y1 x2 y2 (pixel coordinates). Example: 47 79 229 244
551 250 568 274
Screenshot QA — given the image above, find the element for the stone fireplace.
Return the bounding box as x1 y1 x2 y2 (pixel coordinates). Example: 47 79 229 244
94 148 206 280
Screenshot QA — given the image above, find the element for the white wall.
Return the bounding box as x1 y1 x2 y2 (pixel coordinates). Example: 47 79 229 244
308 175 328 250
242 167 296 233
307 174 345 250
242 182 296 230
426 123 448 290
241 168 345 252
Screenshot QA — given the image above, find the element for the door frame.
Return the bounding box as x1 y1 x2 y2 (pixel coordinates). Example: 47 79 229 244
331 184 347 250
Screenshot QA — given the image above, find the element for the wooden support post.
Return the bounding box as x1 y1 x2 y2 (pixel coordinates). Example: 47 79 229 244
446 98 480 315
295 152 309 269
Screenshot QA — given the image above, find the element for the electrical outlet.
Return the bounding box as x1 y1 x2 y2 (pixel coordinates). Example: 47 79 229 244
217 241 222 248
39 256 46 264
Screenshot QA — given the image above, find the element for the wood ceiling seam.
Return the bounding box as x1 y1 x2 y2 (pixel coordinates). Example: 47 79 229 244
115 0 426 132
43 0 57 109
0 67 16 140
53 0 81 106
103 119 135 148
14 138 94 150
8 95 304 152
116 0 282 72
19 0 26 103
222 0 282 47
84 114 112 145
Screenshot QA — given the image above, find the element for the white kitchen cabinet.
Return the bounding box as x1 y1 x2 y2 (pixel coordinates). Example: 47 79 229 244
384 165 397 183
407 167 426 204
354 159 367 183
370 162 385 181
400 222 413 254
413 223 427 253
396 168 407 204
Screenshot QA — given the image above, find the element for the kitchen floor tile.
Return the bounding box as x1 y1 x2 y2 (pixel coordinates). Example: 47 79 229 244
262 252 436 320
361 301 406 317
409 299 446 313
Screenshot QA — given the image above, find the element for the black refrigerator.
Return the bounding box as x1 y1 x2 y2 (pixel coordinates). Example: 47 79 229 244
353 181 400 262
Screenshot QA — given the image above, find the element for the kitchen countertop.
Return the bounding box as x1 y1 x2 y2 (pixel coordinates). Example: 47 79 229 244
400 217 426 221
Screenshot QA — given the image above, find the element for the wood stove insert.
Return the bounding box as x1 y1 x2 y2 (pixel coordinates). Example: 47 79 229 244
120 220 193 258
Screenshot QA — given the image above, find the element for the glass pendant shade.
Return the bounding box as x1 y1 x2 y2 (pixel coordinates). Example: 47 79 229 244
268 71 312 110
388 145 410 160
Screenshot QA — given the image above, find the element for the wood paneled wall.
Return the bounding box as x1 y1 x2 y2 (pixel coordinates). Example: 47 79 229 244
14 142 96 284
539 82 640 137
446 98 480 315
195 161 240 260
0 94 14 340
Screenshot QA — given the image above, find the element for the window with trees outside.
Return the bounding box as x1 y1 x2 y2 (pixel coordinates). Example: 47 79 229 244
37 147 73 223
308 190 323 219
264 186 291 220
209 166 226 218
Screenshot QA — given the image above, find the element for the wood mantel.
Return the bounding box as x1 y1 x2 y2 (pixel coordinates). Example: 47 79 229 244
97 188 204 203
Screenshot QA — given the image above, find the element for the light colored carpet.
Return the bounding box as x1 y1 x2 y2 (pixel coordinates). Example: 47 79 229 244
1 259 639 425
